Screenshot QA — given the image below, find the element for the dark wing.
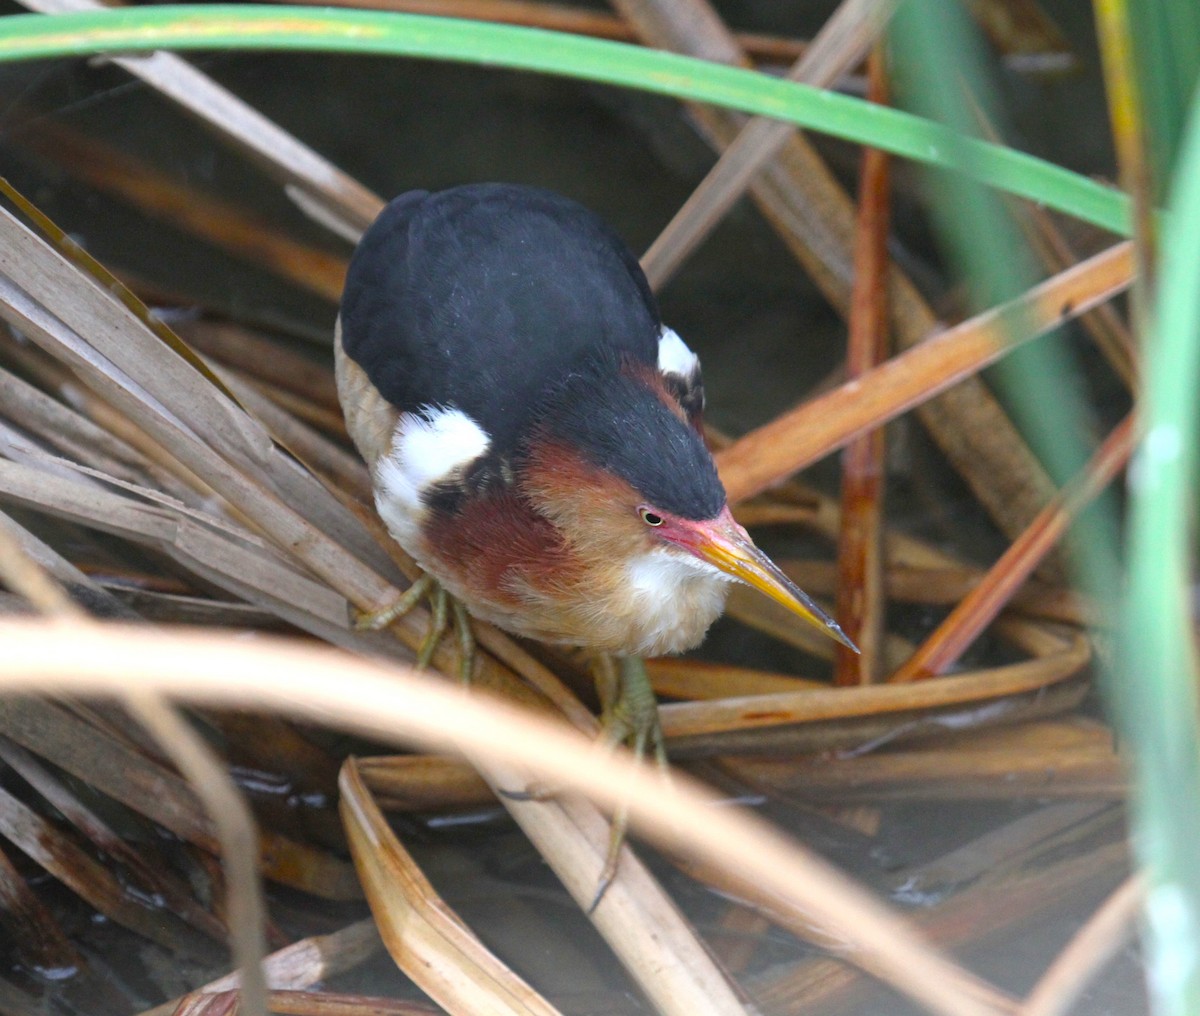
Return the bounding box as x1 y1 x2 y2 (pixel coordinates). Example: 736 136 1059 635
338 183 662 458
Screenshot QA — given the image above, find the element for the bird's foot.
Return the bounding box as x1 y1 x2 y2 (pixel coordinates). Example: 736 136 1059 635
354 575 475 683
498 655 666 909
355 573 434 631
589 654 669 910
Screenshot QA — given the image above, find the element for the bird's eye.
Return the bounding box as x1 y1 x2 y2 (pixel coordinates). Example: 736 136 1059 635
639 508 664 527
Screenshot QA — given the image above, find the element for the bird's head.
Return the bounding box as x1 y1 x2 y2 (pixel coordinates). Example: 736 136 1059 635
629 502 857 651
520 355 858 653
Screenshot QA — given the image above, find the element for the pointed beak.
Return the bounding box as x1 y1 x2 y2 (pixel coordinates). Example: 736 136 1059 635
675 507 860 653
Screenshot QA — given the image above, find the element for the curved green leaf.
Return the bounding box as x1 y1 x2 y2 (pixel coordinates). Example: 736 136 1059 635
0 4 1129 236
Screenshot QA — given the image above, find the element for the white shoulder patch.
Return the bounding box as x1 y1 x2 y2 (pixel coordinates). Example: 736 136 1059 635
657 326 700 378
374 406 490 542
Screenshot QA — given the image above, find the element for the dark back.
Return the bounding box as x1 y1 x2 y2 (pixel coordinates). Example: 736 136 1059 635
340 183 662 459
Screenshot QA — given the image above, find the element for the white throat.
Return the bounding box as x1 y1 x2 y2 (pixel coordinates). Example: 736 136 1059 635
621 546 731 656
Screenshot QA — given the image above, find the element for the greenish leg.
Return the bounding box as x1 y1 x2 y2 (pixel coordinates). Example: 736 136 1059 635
591 654 668 911
451 597 475 684
415 583 448 670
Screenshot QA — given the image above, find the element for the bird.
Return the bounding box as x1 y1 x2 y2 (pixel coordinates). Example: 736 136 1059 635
335 182 856 887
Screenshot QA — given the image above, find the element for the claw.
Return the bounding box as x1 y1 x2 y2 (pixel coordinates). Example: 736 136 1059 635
497 781 552 803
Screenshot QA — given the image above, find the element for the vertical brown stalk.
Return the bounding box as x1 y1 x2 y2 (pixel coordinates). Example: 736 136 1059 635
835 47 892 685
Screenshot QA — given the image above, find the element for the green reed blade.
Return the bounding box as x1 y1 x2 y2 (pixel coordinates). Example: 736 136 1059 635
0 4 1129 236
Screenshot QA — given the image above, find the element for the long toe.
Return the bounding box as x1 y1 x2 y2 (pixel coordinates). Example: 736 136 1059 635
354 573 433 631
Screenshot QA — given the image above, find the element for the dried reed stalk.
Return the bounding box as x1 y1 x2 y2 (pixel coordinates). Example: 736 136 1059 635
731 465 1085 624
20 124 349 302
880 799 1114 898
659 626 1088 741
780 559 1087 624
0 458 352 635
0 618 1010 1016
891 412 1135 681
0 780 197 950
192 991 409 1016
0 734 228 940
177 320 343 412
358 753 495 810
358 691 1112 813
172 992 238 1016
263 990 438 1015
0 517 263 994
0 363 194 499
340 758 564 1016
647 658 826 699
1019 874 1143 1016
716 241 1134 502
639 0 894 288
0 696 360 899
967 101 1136 388
614 0 1059 545
835 45 891 685
751 829 1128 1013
123 692 270 1016
142 920 383 1016
17 0 383 237
474 754 755 1016
674 849 1016 1015
0 204 411 618
728 719 1123 802
0 839 79 975
667 677 1088 758
211 367 364 497
723 582 915 668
